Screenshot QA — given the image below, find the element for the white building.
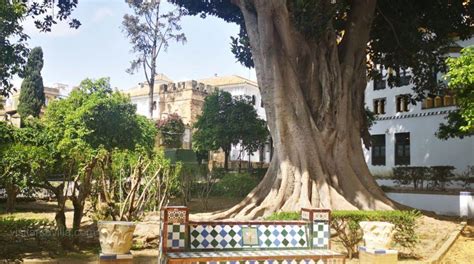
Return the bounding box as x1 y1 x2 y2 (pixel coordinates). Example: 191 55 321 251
364 38 474 175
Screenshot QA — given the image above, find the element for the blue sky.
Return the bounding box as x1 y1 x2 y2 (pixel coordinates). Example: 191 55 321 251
15 0 256 91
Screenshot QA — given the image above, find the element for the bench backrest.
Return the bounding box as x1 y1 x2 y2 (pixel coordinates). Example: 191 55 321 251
160 207 331 253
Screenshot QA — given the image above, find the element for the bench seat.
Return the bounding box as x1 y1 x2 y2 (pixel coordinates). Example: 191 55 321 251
160 207 346 264
166 249 345 262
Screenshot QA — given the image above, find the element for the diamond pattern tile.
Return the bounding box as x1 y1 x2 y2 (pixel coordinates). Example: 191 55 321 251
257 225 308 248
190 224 243 249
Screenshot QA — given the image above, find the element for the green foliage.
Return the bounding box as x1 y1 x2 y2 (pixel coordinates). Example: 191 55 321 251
393 166 429 190
265 211 300 221
428 166 455 190
266 210 420 257
18 47 45 118
193 91 268 168
157 114 185 148
0 1 79 96
392 166 455 191
0 119 54 204
212 172 259 197
44 77 156 156
171 0 473 105
193 91 235 153
0 217 55 235
437 46 474 139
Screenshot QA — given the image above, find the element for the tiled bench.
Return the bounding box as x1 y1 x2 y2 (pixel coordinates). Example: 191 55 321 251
159 206 345 264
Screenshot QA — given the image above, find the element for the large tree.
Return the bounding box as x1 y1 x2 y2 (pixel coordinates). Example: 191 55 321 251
172 0 473 219
18 47 45 118
123 0 186 119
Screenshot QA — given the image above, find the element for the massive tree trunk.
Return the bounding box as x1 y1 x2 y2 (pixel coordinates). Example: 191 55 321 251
194 0 396 220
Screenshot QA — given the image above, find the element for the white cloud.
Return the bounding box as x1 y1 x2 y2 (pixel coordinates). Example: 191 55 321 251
93 7 114 23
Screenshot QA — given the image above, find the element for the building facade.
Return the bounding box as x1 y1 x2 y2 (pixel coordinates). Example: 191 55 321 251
364 38 474 175
125 74 272 164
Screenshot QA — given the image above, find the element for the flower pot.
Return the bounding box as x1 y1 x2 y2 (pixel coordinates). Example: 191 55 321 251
98 221 136 254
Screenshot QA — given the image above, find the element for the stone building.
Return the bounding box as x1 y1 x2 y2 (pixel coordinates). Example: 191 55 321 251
125 74 273 166
0 84 64 127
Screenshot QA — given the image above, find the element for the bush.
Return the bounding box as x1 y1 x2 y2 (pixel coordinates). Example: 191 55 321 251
393 166 429 190
266 210 420 258
212 172 259 197
0 217 56 244
429 166 455 190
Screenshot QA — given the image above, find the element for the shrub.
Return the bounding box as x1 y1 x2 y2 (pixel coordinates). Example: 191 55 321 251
212 172 259 197
429 166 455 190
393 166 429 190
266 210 420 258
0 217 56 243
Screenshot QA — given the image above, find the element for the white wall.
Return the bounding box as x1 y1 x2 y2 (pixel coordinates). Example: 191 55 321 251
364 38 474 175
130 94 160 119
387 192 474 217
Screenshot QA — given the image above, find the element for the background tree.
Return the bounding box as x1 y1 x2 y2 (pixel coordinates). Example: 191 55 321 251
172 0 473 219
44 77 156 239
193 91 267 170
156 113 185 148
193 91 236 170
123 0 186 119
0 0 80 96
0 120 54 214
232 97 268 170
437 46 474 139
17 47 45 118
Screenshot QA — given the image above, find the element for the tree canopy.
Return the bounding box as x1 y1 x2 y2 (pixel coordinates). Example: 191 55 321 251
18 47 45 118
172 0 473 102
193 91 267 169
437 45 474 139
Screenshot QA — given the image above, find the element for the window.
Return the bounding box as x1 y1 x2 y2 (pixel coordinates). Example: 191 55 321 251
152 101 157 110
395 133 410 165
251 95 256 105
261 99 264 108
374 79 386 90
373 98 386 115
371 134 386 166
396 95 409 113
399 74 411 86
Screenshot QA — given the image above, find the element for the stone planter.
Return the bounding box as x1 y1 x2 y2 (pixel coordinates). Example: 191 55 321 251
98 221 136 254
359 221 395 249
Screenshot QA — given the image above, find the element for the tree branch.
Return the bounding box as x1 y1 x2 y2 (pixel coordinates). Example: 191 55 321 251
338 0 377 69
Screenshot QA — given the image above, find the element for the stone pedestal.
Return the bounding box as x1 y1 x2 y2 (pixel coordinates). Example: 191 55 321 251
359 246 398 264
359 221 397 264
99 253 133 264
98 221 136 263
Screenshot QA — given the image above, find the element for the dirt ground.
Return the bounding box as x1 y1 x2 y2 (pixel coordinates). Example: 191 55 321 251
440 220 474 264
0 199 470 263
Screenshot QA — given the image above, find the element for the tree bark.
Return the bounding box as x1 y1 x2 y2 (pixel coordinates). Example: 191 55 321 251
5 183 19 213
193 0 397 220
